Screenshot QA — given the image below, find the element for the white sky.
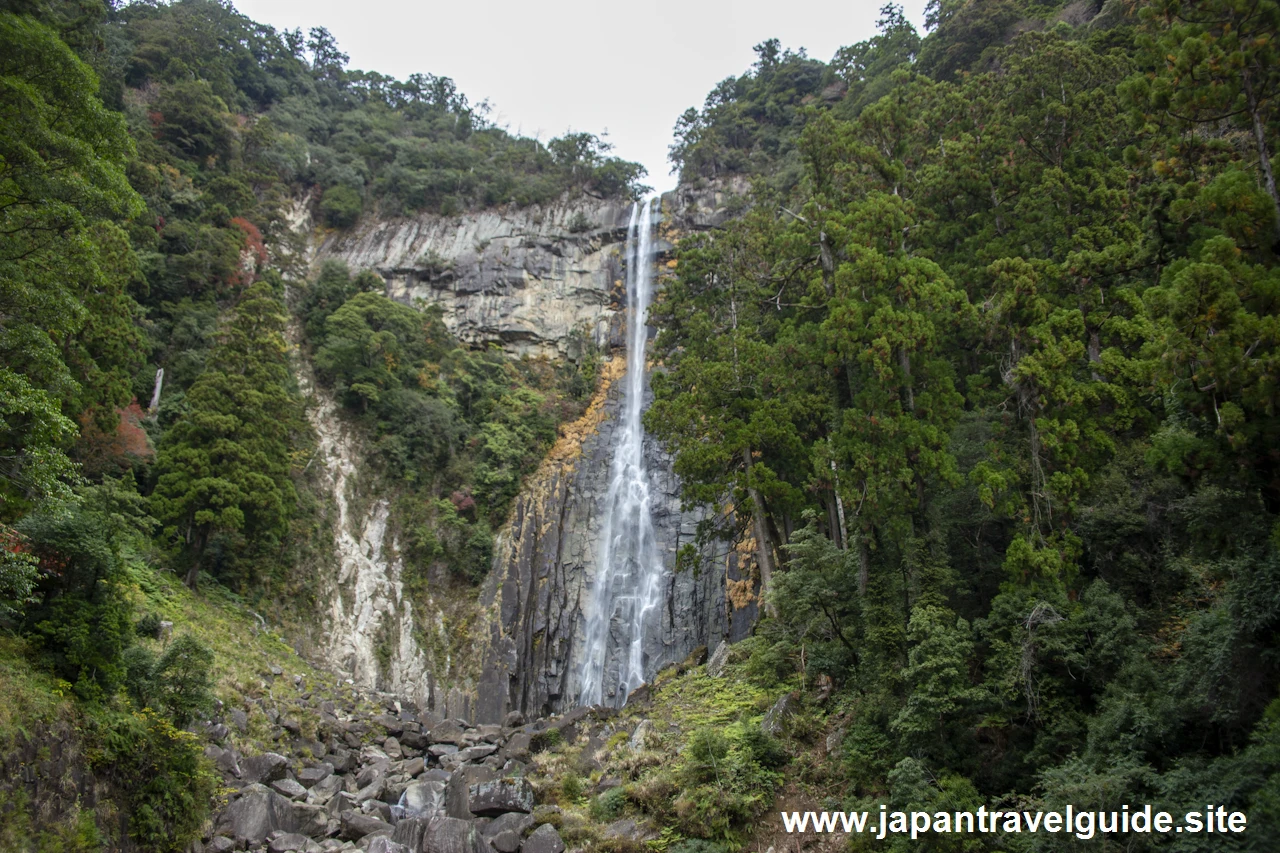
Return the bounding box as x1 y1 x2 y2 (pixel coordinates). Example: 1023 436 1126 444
230 0 929 193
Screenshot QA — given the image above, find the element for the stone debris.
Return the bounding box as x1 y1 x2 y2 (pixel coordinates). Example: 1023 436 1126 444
196 691 640 853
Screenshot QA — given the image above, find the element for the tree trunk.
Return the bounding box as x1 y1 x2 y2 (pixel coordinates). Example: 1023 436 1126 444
184 528 208 589
857 529 871 597
1242 67 1280 246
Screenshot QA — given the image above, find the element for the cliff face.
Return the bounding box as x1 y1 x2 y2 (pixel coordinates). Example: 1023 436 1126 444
308 182 758 721
313 197 633 358
470 354 759 723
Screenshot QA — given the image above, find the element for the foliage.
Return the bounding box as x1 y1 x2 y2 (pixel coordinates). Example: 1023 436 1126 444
87 706 217 852
150 280 301 589
651 0 1280 843
123 634 215 727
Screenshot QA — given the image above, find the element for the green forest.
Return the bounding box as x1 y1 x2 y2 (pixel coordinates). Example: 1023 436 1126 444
1 0 1278 850
646 0 1280 848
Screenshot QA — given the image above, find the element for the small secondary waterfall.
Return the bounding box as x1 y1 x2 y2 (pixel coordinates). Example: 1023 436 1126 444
576 198 664 707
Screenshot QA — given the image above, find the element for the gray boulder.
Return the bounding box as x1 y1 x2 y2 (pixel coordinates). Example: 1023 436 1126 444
522 824 565 853
267 833 317 852
215 784 296 845
272 777 308 800
445 766 497 818
706 640 731 678
365 838 411 853
425 816 486 853
397 780 446 818
467 777 534 816
490 830 522 853
429 720 468 746
761 694 799 737
240 752 290 785
628 720 654 752
480 812 534 839
339 809 393 840
298 763 334 788
291 802 329 838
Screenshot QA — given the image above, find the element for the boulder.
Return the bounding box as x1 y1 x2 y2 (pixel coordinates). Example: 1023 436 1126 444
365 838 411 853
480 812 534 839
459 744 498 762
706 640 731 678
396 780 446 819
291 802 329 838
240 752 290 785
501 733 532 761
206 837 237 853
490 830 522 853
502 711 525 728
429 720 468 746
383 737 403 760
399 757 425 777
424 816 486 853
429 744 459 757
339 809 393 841
215 747 243 779
298 764 334 788
604 818 658 842
467 778 534 816
215 784 296 845
272 777 308 800
761 694 799 738
445 766 497 818
522 824 565 853
267 833 314 852
628 720 654 752
306 773 344 806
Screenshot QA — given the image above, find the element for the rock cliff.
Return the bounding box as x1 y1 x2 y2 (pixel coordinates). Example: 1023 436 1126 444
307 182 759 722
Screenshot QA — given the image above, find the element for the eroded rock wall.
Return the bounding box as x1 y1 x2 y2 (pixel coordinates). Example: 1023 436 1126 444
470 354 759 724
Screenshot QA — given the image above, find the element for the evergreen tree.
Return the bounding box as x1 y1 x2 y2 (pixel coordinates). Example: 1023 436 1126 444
150 280 299 588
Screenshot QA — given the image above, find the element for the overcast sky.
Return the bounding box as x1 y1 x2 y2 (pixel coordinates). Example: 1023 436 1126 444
231 0 929 193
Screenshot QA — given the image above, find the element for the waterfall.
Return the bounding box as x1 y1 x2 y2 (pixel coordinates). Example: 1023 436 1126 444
577 198 664 708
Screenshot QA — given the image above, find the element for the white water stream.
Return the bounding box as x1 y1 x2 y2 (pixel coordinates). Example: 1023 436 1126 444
576 198 664 707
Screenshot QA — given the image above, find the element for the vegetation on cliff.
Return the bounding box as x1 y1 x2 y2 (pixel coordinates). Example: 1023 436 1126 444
650 0 1280 848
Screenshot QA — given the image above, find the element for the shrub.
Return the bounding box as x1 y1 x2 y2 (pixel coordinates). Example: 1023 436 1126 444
89 707 217 852
320 184 363 228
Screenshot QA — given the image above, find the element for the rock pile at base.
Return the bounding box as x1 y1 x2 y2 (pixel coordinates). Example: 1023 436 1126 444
195 694 602 853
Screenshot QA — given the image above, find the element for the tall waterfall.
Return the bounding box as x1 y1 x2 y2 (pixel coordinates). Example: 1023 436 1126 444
577 198 664 708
